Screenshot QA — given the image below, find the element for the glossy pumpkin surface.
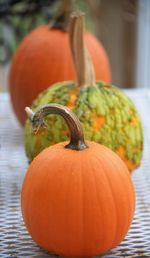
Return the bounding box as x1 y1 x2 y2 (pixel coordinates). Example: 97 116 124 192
21 141 135 258
25 81 143 171
9 26 111 125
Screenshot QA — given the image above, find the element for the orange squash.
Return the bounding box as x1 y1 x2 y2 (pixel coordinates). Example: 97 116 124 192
9 3 111 126
21 102 135 258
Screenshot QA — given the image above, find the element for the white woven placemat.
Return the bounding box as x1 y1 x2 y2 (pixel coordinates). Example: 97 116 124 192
0 90 150 257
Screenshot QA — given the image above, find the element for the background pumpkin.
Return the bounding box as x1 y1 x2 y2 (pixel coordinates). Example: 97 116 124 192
24 12 143 172
8 0 111 125
22 102 135 258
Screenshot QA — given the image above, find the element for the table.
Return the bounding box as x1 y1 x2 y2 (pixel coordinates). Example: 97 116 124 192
0 90 150 258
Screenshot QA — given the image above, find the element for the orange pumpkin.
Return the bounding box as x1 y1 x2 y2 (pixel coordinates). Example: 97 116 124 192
9 4 111 125
21 102 135 258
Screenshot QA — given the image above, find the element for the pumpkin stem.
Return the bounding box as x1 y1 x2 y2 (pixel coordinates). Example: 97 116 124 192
25 104 88 151
50 0 75 31
69 12 96 87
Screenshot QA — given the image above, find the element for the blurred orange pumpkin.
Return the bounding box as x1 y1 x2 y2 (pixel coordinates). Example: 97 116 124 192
9 15 111 125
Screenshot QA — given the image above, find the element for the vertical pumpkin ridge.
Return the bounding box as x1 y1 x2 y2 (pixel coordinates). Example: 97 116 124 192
28 157 52 240
40 150 72 253
62 154 74 254
105 151 135 246
108 160 129 246
94 149 134 248
82 154 103 254
67 158 75 252
59 153 84 256
111 156 136 239
50 150 73 254
107 169 130 248
78 155 85 256
90 158 106 251
91 154 117 250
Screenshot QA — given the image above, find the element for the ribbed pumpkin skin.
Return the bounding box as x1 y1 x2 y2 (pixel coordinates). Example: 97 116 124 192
21 141 135 258
24 81 143 171
9 26 111 125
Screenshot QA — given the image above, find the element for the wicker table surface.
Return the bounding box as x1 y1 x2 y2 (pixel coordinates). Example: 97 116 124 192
0 90 150 258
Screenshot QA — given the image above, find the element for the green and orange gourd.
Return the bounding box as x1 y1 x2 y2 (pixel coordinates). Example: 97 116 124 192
24 12 143 172
9 0 111 125
21 102 135 257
